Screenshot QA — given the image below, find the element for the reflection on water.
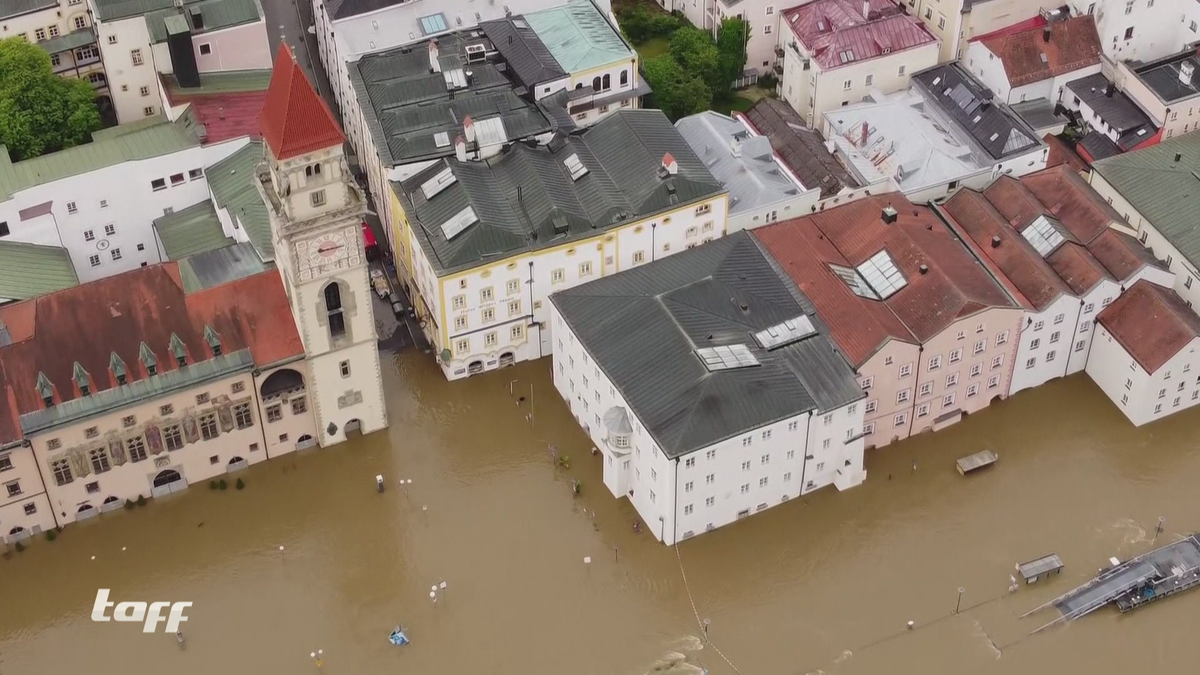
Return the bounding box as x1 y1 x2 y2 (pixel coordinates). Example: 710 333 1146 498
2 351 1200 675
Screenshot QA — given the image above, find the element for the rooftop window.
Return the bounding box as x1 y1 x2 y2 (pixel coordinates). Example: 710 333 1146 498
696 344 760 371
419 13 447 35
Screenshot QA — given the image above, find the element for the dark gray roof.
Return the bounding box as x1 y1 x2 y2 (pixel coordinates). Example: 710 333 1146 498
1134 49 1200 104
480 17 567 89
177 242 270 292
912 62 1042 161
324 0 398 20
1065 73 1157 145
742 98 858 198
1078 130 1121 161
350 32 554 167
551 231 863 459
1011 98 1064 133
397 109 725 274
0 0 56 20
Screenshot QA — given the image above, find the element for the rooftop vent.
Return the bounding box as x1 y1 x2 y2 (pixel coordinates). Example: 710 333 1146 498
661 152 678 176
881 205 898 224
991 235 1001 248
466 43 486 64
1181 60 1195 85
919 264 928 275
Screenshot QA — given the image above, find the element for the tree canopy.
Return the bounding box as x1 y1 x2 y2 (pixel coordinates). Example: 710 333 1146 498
716 18 750 92
643 56 712 120
669 26 721 92
0 37 102 161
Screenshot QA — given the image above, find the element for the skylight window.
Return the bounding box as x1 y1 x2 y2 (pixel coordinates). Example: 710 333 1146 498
696 344 760 371
419 13 447 35
433 131 451 148
1021 215 1066 257
444 68 468 90
512 18 528 28
441 206 478 240
753 315 817 350
856 250 907 299
421 167 457 200
829 263 880 299
564 153 589 181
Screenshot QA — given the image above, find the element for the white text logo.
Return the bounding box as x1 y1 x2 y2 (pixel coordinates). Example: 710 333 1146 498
91 589 192 633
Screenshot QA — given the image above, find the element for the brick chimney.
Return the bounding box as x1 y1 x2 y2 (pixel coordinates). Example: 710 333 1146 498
463 115 476 143
661 152 678 175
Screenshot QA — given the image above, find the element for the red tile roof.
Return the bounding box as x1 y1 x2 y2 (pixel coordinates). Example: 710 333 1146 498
179 91 269 145
782 0 936 71
1098 280 1200 373
1044 242 1111 296
753 213 917 365
1042 134 1088 173
979 16 1102 87
257 44 345 161
755 195 1017 356
970 15 1047 43
941 189 1074 310
0 265 302 444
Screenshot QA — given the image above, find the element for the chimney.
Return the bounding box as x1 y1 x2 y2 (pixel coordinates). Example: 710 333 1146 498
919 264 929 275
1175 152 1183 162
454 135 467 162
862 0 870 18
1042 25 1050 43
463 115 476 143
1180 60 1195 85
730 136 742 157
861 121 869 146
428 39 440 73
881 205 898 224
662 152 678 176
1105 82 1115 98
991 235 1001 248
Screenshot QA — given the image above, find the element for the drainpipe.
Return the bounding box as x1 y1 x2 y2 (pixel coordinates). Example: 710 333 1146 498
251 369 273 459
798 414 812 496
672 455 680 544
527 260 539 359
25 439 60 531
651 222 657 262
905 345 924 440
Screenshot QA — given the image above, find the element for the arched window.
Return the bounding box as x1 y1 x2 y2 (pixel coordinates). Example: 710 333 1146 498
305 163 322 177
325 283 346 339
592 76 601 91
602 74 611 91
619 70 628 86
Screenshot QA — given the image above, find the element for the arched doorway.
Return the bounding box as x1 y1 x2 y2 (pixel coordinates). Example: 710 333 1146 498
468 360 484 375
498 352 515 367
151 468 188 497
101 495 122 513
153 469 182 487
8 526 24 536
260 368 305 400
227 456 249 472
296 434 317 450
345 419 362 436
76 502 99 521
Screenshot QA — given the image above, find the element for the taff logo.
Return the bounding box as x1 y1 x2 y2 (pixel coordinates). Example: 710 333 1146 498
91 589 192 633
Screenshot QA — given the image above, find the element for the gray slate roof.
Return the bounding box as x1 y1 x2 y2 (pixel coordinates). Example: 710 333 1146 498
912 63 1042 161
350 31 554 167
1065 73 1157 149
0 0 54 20
551 231 863 459
177 241 270 292
324 0 396 20
742 98 857 199
480 16 567 89
1011 98 1063 134
675 111 803 216
1091 133 1200 270
1134 49 1200 104
397 109 725 274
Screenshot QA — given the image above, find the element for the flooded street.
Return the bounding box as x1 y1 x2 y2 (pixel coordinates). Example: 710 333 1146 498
2 352 1199 675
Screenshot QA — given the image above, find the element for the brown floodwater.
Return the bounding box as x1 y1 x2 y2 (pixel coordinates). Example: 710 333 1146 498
2 351 1200 675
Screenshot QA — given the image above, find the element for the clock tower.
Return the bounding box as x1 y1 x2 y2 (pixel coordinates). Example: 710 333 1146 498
255 43 387 446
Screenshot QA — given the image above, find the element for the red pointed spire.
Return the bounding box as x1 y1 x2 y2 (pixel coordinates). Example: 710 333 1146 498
257 44 345 161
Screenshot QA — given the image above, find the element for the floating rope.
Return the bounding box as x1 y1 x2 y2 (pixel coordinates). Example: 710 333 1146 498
674 542 746 675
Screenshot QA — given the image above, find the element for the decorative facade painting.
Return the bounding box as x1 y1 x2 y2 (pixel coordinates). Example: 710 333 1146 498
182 413 200 444
145 423 164 455
108 435 128 466
67 447 89 478
217 399 235 433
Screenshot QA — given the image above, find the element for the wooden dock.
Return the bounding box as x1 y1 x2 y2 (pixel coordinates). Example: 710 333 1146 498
956 449 998 475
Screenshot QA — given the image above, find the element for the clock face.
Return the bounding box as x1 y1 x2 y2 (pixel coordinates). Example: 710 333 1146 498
309 233 348 266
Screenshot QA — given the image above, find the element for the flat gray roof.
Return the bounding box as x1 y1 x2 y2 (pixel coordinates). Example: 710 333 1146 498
552 231 863 459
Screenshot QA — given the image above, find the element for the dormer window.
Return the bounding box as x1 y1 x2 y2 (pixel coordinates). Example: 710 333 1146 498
73 362 91 396
139 342 158 376
36 371 54 408
169 333 187 368
110 352 127 385
204 325 222 356
603 406 633 451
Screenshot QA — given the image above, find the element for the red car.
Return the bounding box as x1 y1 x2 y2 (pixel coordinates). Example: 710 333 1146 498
362 220 381 261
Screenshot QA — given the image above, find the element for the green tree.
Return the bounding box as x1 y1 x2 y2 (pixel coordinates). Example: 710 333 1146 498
716 18 750 95
644 56 712 121
0 37 102 161
669 26 721 92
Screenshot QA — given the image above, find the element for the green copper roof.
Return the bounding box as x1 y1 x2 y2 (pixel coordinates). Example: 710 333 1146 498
206 140 273 261
154 200 233 259
0 114 202 201
0 0 56 21
523 0 633 73
0 240 79 301
36 28 98 55
20 349 254 435
146 0 263 43
162 68 272 96
1091 133 1200 270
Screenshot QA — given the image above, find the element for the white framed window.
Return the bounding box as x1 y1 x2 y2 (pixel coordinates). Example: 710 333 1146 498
860 376 873 389
131 48 143 65
966 383 979 397
1053 313 1064 325
996 330 1009 344
1030 338 1040 350
916 404 929 418
1080 320 1091 333
896 389 910 403
945 372 958 387
899 363 912 377
481 307 495 323
863 422 876 435
919 381 933 397
510 324 524 340
928 355 942 370
1025 358 1036 369
991 354 1004 369
865 399 877 413
970 363 982 377
843 80 852 90
551 268 565 284
89 254 100 267
763 24 772 34
898 65 906 76
987 375 1000 389
973 339 985 355
765 4 774 13
949 348 962 363
579 261 593 276
942 392 956 408
893 412 907 427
